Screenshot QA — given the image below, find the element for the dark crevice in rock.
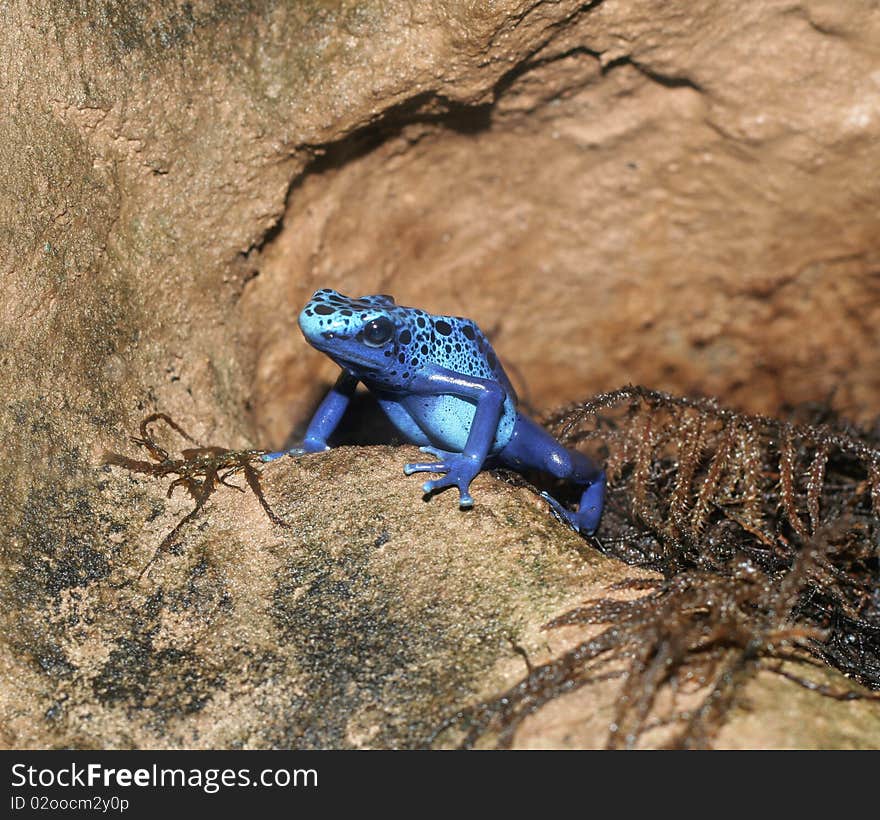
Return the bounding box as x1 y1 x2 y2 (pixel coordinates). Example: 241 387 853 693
296 93 492 176
492 44 604 100
608 56 704 93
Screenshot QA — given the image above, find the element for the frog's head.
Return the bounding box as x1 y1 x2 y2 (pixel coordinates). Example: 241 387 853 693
299 289 405 380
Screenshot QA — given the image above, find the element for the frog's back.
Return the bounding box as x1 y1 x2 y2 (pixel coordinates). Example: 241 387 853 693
392 307 518 403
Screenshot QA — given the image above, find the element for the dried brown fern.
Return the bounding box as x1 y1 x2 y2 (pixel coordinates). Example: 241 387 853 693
546 386 880 559
436 386 880 749
103 413 288 581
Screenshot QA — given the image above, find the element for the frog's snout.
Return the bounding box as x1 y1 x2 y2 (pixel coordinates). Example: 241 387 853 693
298 301 350 348
297 303 327 342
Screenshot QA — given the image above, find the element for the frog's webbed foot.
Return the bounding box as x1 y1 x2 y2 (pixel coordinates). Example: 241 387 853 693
404 446 480 508
540 471 606 536
540 491 578 531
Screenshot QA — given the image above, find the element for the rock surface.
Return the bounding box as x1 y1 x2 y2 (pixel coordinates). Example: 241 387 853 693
1 446 651 749
5 446 878 750
2 1 880 749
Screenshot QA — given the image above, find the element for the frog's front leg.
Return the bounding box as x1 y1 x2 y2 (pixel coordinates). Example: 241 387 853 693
261 370 358 461
402 368 506 508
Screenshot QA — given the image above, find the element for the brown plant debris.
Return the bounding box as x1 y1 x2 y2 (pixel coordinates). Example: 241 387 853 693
102 413 288 580
437 386 880 748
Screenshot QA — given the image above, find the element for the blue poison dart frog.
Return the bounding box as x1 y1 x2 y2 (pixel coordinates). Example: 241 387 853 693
263 290 606 534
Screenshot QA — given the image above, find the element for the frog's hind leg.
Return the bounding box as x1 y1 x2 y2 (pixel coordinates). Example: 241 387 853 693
500 413 606 535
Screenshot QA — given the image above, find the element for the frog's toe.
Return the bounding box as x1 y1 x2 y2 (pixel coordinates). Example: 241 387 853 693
404 460 449 476
421 471 476 508
421 473 453 494
261 447 307 462
540 491 580 532
422 473 458 492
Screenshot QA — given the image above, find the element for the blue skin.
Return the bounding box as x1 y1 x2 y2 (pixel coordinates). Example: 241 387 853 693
263 289 605 534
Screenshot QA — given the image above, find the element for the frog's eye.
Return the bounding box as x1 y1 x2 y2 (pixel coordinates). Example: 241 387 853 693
363 317 394 347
